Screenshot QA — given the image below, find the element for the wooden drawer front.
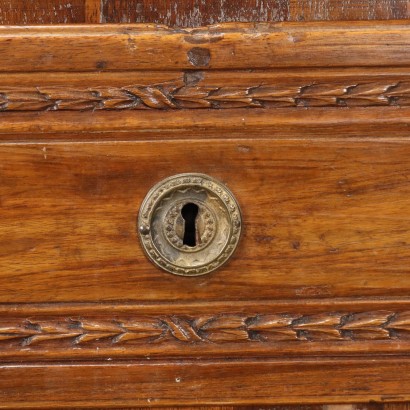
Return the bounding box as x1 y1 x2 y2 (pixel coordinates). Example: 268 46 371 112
1 140 410 303
0 22 410 407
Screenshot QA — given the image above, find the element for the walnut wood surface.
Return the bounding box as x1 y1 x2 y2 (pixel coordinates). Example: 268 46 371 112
85 0 102 24
0 22 409 72
0 0 407 25
0 0 86 24
50 407 390 410
0 21 409 408
102 0 409 25
1 139 410 303
1 358 410 408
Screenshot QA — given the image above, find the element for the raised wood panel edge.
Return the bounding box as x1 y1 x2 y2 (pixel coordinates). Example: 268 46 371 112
1 358 410 408
0 107 409 138
0 21 409 72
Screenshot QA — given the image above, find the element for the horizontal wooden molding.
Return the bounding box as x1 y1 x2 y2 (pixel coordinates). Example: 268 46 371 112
1 302 410 360
0 22 409 72
2 359 410 407
0 69 408 136
1 80 409 111
3 310 409 345
0 107 409 138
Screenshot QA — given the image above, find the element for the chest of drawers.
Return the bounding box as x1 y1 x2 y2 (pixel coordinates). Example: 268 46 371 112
0 21 409 408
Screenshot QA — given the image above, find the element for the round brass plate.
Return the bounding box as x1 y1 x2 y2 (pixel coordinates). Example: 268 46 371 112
138 173 242 276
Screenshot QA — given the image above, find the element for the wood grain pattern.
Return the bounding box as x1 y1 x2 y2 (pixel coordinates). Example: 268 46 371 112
1 358 410 408
0 22 409 72
64 407 385 410
0 0 85 24
73 407 392 410
0 20 409 407
102 0 291 25
102 0 409 25
290 0 409 21
0 0 407 26
85 0 102 23
0 140 409 303
1 108 409 139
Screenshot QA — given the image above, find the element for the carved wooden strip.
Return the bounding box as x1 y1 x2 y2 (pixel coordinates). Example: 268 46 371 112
0 311 408 350
0 22 409 72
0 69 409 136
0 303 409 361
0 81 409 111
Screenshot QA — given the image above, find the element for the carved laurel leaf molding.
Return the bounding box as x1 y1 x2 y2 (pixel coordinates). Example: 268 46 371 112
0 311 409 347
0 80 409 111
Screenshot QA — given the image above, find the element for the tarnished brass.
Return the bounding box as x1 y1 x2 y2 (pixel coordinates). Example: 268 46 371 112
138 173 242 276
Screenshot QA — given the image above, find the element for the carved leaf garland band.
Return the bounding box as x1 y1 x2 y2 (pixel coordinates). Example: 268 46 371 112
0 311 409 347
0 81 409 111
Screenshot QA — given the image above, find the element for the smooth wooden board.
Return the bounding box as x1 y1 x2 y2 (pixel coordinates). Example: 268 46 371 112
0 22 409 72
0 108 408 139
0 358 409 408
0 139 409 303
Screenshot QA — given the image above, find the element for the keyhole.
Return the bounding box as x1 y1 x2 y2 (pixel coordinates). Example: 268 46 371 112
181 202 199 247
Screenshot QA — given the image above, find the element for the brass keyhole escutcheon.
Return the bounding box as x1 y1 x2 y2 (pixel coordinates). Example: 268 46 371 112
138 173 242 276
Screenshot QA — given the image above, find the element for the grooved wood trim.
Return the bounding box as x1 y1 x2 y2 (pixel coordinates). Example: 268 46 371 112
0 22 409 72
1 358 410 407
